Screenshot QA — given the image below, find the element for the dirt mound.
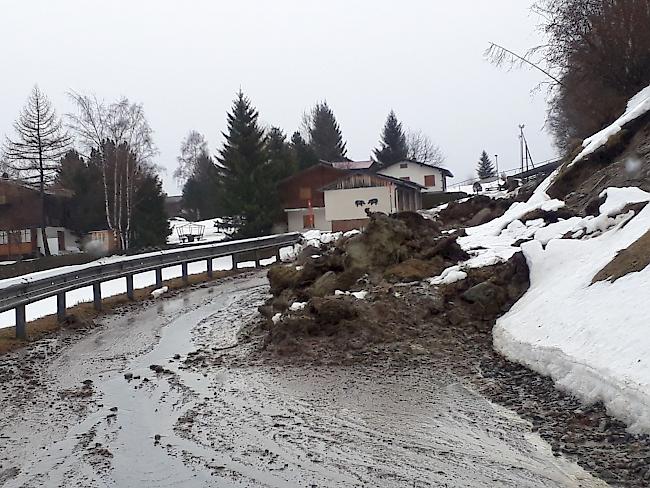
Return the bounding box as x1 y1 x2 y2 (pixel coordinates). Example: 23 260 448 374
519 207 577 224
256 206 529 361
592 229 650 283
548 113 650 214
437 195 513 229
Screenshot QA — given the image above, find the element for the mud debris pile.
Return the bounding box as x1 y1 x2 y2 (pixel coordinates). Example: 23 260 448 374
255 211 528 359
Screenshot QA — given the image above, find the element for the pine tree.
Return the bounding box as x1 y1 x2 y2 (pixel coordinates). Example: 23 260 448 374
307 102 347 161
217 91 273 237
476 150 496 179
131 172 170 248
373 110 408 167
57 150 106 234
181 153 222 220
290 131 318 170
3 86 71 255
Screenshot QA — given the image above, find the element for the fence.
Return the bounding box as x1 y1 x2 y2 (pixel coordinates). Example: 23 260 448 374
0 233 301 339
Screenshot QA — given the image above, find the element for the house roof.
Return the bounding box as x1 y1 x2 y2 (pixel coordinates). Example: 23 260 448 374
373 159 454 178
320 171 426 192
277 162 348 185
328 160 374 170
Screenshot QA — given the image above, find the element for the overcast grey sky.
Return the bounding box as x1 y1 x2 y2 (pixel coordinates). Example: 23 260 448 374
1 0 556 194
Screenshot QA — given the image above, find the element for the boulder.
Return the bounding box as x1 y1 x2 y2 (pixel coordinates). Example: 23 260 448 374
307 271 339 298
462 281 508 315
385 258 444 282
267 265 302 296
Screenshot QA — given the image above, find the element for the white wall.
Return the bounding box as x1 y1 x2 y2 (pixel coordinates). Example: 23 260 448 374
378 163 445 191
324 186 393 221
36 227 80 255
286 207 331 232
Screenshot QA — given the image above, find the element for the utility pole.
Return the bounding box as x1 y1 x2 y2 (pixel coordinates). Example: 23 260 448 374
494 154 499 183
518 125 525 173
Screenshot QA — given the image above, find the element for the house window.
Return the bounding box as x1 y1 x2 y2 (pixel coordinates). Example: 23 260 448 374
0 231 6 245
299 187 312 200
424 175 436 187
399 163 408 169
303 214 315 229
400 177 411 181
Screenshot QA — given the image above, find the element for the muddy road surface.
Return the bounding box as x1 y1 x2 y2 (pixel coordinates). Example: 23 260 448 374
0 273 605 487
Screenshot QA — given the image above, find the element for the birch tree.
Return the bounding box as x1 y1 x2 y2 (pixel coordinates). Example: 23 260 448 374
67 92 157 249
406 130 446 166
173 130 209 184
3 86 71 256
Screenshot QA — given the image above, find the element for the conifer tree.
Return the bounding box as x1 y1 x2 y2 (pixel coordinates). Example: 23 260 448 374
290 131 318 170
181 153 221 220
217 91 273 237
3 86 71 255
131 172 170 248
476 150 496 179
373 110 408 167
307 102 347 161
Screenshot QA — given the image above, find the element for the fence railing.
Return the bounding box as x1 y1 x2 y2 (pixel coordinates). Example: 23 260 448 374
0 233 301 339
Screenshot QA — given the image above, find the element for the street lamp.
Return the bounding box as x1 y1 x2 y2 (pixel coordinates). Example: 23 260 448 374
494 154 500 187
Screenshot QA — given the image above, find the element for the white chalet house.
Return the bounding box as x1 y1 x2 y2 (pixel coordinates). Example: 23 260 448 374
376 160 453 192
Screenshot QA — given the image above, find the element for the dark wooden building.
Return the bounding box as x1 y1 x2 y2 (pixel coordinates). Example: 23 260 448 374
0 179 75 258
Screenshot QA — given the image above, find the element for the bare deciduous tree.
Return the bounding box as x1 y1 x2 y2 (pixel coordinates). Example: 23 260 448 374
3 86 71 256
174 130 209 183
67 92 157 249
406 130 446 166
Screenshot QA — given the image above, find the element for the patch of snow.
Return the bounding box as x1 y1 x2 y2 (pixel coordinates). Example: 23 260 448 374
428 267 467 286
334 290 369 299
289 302 307 311
150 286 169 298
271 313 282 324
343 229 361 238
495 187 650 432
572 84 650 165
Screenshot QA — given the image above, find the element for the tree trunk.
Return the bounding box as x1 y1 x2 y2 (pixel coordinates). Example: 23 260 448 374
35 97 51 257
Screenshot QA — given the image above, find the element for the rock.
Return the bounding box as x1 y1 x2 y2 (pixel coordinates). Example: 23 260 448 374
149 364 164 374
307 271 339 298
466 207 495 227
82 379 93 386
267 265 302 296
461 282 508 315
124 373 133 380
385 258 443 282
311 297 358 327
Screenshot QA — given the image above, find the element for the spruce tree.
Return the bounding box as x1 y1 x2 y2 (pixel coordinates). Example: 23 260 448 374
373 110 408 167
217 91 273 237
307 102 347 161
290 131 318 170
476 150 496 179
131 172 170 248
181 153 221 220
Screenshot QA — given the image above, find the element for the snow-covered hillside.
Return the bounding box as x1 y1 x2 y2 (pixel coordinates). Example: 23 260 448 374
437 83 650 432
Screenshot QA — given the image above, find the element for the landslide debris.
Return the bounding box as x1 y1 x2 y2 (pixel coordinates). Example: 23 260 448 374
254 211 529 361
436 195 513 229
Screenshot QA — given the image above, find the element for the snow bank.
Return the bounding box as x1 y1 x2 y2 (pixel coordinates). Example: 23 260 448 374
495 187 650 432
572 84 650 165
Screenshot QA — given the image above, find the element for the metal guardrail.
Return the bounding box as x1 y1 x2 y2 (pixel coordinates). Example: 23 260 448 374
1 233 301 339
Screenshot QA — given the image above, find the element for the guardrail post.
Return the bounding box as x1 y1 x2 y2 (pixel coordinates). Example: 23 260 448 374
155 268 163 288
93 283 102 311
181 262 189 284
254 250 260 268
232 253 238 271
126 275 134 300
57 292 66 322
15 305 26 340
275 247 281 263
206 258 213 279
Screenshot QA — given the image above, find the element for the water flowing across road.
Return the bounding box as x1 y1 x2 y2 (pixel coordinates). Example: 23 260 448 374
0 273 606 487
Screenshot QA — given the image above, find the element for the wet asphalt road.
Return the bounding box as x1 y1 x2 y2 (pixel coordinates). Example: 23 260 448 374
0 273 606 487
